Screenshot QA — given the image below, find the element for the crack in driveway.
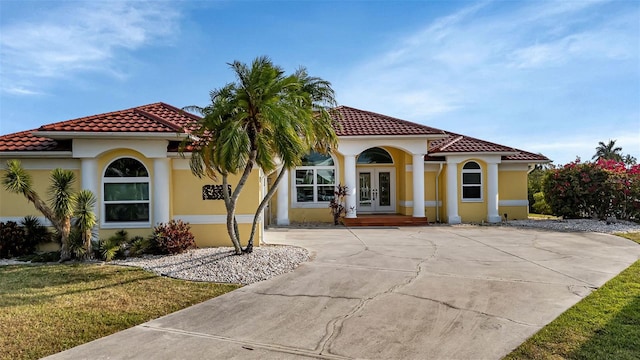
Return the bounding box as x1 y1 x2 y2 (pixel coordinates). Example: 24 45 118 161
315 229 439 357
394 291 540 327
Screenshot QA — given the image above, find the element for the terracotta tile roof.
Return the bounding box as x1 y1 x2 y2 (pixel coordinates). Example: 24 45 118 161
0 103 198 153
0 130 72 152
0 102 549 162
333 106 446 136
427 132 549 162
37 102 198 133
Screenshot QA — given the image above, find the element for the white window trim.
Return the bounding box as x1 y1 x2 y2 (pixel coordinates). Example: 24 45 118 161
461 161 483 202
101 156 152 229
291 153 339 209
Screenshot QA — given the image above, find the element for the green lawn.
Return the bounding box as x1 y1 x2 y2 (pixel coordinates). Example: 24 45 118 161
0 264 240 360
505 232 640 359
528 213 560 220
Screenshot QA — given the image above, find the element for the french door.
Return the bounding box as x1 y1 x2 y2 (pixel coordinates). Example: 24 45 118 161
357 168 395 213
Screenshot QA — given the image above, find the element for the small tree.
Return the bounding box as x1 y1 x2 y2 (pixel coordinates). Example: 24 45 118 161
2 160 97 261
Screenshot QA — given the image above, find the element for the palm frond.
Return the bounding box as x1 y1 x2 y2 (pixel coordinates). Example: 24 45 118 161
48 168 76 218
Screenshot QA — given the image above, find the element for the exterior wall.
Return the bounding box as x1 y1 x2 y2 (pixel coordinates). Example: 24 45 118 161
0 159 81 220
0 153 264 249
171 158 261 247
424 164 443 222
0 159 82 251
498 164 530 220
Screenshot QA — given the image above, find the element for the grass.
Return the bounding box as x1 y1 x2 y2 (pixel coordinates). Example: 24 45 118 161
505 232 640 359
528 213 560 220
0 264 240 360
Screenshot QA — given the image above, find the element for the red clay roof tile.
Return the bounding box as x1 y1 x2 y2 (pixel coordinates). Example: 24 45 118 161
37 102 197 133
0 103 549 161
0 130 72 152
333 106 446 136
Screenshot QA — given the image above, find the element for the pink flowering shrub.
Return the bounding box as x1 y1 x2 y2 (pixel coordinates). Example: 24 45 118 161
543 159 640 221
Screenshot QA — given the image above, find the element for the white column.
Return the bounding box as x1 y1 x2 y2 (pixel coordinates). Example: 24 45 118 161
412 154 425 218
153 158 171 225
276 168 289 226
80 158 98 195
344 154 357 218
487 161 501 223
446 160 461 224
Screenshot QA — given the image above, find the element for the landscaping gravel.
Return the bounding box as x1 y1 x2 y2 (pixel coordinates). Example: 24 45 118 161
503 218 640 234
3 219 639 283
111 244 310 285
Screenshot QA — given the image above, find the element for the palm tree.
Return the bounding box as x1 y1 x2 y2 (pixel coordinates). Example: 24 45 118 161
2 160 95 261
48 168 75 261
184 56 338 254
592 140 623 162
73 189 97 258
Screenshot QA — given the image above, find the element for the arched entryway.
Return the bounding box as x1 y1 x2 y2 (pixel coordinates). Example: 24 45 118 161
356 147 396 213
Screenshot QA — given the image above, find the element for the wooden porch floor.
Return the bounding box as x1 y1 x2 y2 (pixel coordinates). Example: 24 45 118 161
342 214 428 227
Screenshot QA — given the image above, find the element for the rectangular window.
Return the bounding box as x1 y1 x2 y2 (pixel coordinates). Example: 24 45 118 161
105 203 150 222
462 186 482 199
103 182 150 223
294 168 335 204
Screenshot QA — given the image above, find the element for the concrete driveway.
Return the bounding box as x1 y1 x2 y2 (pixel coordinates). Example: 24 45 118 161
46 226 640 359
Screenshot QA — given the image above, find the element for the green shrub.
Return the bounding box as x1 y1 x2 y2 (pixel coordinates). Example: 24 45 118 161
532 192 552 215
128 236 152 257
0 221 28 258
95 230 130 261
21 215 52 249
151 220 196 255
544 159 640 220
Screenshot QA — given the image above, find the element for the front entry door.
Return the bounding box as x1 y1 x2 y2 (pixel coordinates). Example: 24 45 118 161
357 168 395 213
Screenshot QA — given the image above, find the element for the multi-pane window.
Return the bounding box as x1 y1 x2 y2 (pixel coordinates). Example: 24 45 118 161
462 161 482 201
295 152 335 203
103 158 150 223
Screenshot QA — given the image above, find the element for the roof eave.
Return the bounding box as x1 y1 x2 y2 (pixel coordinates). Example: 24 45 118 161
429 151 518 157
502 159 551 164
32 131 189 141
339 134 447 140
0 151 73 158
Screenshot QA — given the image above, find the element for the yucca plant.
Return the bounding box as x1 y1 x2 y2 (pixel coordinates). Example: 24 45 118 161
73 189 97 258
2 160 97 261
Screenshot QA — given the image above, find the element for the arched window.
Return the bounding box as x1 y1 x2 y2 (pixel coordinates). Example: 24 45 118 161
461 161 482 201
294 152 335 204
103 157 150 224
357 147 393 164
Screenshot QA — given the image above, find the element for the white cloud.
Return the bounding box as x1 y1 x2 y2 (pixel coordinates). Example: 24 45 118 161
0 1 181 95
2 86 42 96
336 0 639 166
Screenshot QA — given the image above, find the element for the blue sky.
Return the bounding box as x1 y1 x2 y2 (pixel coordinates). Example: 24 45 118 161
1 0 638 165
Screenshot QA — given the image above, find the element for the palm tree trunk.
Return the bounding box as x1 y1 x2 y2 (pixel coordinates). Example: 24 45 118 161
59 218 71 262
222 174 242 254
228 147 257 255
245 166 287 253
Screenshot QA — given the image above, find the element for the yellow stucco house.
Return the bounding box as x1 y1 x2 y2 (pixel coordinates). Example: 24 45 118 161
0 103 549 247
